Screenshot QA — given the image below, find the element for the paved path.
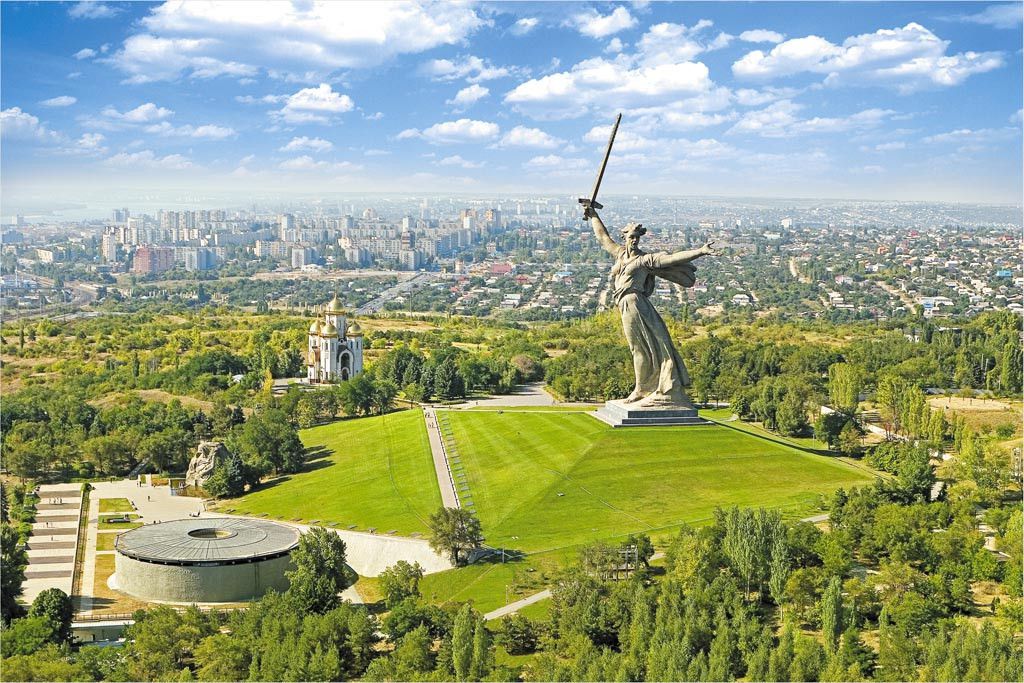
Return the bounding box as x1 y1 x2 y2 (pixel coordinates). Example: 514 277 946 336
23 485 84 605
422 406 460 509
484 589 552 621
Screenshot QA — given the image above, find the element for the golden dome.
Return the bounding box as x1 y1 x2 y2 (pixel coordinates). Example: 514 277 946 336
347 321 363 336
320 321 339 338
309 320 322 335
326 294 345 314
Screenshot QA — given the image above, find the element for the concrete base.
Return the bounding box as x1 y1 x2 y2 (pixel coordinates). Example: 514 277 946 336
592 399 709 427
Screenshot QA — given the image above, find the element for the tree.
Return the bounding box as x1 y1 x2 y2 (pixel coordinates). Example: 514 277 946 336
450 604 491 682
2 522 28 622
286 527 354 614
202 451 248 499
827 362 863 416
813 412 847 449
776 392 809 437
501 613 538 655
427 507 482 565
230 408 304 475
820 576 844 653
768 532 790 607
379 560 424 609
897 446 935 502
838 420 862 456
28 589 73 645
0 616 55 657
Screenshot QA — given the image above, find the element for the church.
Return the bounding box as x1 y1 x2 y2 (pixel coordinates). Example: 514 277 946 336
306 294 364 383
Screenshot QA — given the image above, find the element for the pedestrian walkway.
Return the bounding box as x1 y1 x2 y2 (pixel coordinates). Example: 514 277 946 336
484 589 552 621
422 406 461 509
23 484 84 605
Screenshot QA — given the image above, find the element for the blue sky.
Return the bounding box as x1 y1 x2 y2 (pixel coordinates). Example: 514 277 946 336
1 1 1021 209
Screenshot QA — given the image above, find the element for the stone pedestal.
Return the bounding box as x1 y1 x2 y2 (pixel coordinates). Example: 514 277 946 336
592 399 708 427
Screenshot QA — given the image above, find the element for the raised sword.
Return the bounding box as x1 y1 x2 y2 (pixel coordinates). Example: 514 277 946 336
579 112 622 216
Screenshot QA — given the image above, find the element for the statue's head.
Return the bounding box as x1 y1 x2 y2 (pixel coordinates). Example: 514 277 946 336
620 222 645 250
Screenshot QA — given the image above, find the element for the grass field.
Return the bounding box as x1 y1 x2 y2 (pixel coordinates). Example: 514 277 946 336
224 409 441 536
98 498 133 513
444 411 877 554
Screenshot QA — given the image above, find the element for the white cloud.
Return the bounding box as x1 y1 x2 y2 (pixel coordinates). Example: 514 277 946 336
104 149 192 169
280 136 333 152
874 141 906 151
495 125 564 149
0 108 63 143
145 122 236 139
954 4 1022 29
235 94 288 105
275 83 354 124
109 1 485 83
407 118 500 144
923 127 1019 144
510 17 538 36
447 84 489 111
68 72 83 79
437 155 483 169
727 100 895 137
523 154 588 170
68 2 120 19
506 55 713 119
732 23 1004 93
739 29 785 44
40 96 78 108
103 103 174 122
278 155 361 172
420 55 523 83
1012 109 1023 124
55 133 108 156
74 48 97 60
636 20 731 66
569 6 637 39
605 37 624 54
364 111 384 121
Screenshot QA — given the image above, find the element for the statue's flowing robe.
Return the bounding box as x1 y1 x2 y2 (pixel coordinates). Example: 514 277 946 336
609 249 695 406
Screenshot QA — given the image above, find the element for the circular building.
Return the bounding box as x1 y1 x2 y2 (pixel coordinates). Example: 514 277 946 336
114 518 300 603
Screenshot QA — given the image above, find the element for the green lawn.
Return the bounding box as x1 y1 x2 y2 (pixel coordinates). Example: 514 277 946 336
99 498 134 513
444 411 877 555
226 409 441 536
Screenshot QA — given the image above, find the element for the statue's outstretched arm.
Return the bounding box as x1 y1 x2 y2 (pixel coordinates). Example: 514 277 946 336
585 207 622 257
660 241 717 267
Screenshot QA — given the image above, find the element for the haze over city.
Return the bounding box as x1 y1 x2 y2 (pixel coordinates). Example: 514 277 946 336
2 0 1023 217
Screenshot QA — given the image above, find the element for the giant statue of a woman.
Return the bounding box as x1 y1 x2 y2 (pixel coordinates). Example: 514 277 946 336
585 205 716 408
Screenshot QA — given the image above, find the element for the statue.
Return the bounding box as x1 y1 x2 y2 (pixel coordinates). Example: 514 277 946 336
580 114 717 412
185 441 231 488
586 206 716 407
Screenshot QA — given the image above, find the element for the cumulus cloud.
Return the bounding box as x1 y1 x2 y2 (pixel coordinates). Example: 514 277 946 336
145 122 236 139
495 125 564 149
74 48 97 60
569 6 637 39
40 96 78 107
68 2 120 19
55 133 108 156
447 84 489 111
403 118 500 144
103 103 174 122
437 154 483 168
0 108 63 142
739 29 785 43
278 155 361 172
727 100 895 137
510 17 538 35
275 83 354 124
732 23 1004 93
605 37 625 54
420 55 523 83
635 20 732 66
506 55 713 119
280 136 333 152
104 149 192 169
108 1 486 83
923 127 1019 144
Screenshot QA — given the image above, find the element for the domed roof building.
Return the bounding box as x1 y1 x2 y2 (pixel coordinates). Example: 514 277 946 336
306 295 363 383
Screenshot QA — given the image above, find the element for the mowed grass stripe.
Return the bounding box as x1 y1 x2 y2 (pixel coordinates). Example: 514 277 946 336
445 412 876 553
228 409 441 536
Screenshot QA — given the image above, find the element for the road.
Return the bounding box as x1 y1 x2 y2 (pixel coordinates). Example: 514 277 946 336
354 272 433 315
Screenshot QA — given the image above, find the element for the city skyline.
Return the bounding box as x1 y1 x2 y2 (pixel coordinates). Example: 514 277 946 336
2 0 1022 215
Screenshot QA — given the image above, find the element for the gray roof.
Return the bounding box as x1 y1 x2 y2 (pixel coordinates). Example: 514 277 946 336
116 517 300 564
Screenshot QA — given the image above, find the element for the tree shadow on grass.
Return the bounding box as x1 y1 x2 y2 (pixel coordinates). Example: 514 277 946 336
304 445 333 463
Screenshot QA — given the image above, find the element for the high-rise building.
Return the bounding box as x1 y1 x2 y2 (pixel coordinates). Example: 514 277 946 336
133 246 175 274
101 231 119 263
